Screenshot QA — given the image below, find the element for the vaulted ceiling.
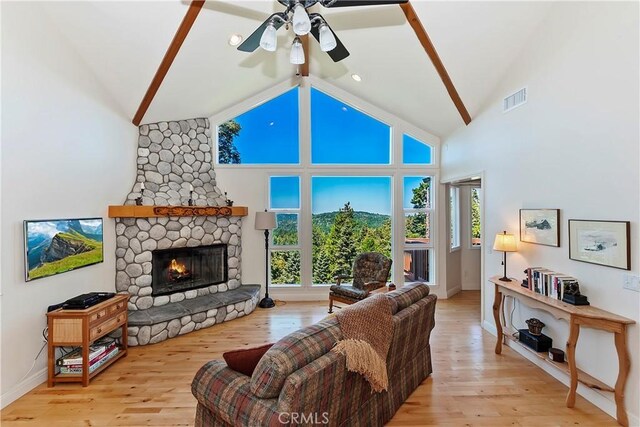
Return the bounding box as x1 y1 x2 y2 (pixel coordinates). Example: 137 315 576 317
41 1 553 137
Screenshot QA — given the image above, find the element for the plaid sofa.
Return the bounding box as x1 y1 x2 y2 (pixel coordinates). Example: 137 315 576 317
191 283 437 427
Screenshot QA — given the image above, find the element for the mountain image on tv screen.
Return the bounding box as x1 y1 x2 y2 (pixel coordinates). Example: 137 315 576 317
24 218 103 281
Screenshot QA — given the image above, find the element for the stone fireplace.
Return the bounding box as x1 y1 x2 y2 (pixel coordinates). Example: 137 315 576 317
114 118 259 346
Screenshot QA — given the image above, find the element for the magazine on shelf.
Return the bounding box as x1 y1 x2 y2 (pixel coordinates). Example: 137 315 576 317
59 346 119 374
56 339 117 366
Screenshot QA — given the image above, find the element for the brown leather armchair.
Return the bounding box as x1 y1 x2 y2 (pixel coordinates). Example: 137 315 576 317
328 252 392 313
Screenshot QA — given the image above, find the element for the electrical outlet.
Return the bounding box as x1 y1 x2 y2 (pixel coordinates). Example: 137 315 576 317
623 274 640 292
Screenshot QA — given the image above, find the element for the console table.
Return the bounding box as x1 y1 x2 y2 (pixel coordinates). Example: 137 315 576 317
47 294 129 387
490 276 635 426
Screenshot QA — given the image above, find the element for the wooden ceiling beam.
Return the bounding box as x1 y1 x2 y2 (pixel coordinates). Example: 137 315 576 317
400 1 472 125
301 34 310 77
132 0 205 126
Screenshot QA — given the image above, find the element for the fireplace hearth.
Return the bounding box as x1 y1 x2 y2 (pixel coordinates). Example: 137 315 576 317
152 244 228 296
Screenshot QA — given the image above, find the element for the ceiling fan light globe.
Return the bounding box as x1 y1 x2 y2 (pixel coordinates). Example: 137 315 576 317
260 23 277 52
290 38 305 65
318 23 337 52
292 4 311 35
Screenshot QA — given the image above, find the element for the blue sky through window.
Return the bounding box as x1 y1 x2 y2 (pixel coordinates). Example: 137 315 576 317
270 176 300 209
403 134 432 164
224 88 299 164
404 176 431 209
311 88 390 164
312 177 391 215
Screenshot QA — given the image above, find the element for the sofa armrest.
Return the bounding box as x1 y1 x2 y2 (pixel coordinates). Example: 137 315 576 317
192 360 281 426
333 274 352 286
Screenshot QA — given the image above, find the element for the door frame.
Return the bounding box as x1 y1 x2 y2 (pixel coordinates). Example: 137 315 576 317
441 171 485 324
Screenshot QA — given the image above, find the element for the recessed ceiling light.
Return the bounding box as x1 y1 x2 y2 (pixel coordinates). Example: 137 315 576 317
228 34 243 46
351 73 362 82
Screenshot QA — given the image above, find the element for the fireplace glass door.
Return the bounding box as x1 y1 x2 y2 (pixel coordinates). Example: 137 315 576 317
151 244 227 296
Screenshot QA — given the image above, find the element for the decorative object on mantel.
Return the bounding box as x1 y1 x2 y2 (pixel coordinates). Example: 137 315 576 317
525 317 545 335
188 184 194 206
568 219 631 270
255 210 277 309
135 182 144 206
519 209 560 247
493 231 517 282
225 192 234 207
108 205 248 218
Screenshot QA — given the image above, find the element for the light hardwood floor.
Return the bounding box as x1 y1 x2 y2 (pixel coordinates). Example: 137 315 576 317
1 291 617 426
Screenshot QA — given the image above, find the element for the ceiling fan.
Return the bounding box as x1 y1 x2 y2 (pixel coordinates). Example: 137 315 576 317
237 0 409 64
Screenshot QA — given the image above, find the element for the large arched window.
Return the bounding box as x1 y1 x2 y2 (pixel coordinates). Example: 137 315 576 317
214 79 439 289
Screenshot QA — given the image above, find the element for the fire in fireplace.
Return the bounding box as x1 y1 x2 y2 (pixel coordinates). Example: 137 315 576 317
169 258 191 281
152 244 228 296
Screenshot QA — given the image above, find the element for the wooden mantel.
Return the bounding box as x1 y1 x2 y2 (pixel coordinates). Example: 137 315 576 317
108 205 248 218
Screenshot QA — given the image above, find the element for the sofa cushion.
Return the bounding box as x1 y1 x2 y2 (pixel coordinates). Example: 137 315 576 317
329 284 368 300
250 317 342 399
223 343 273 377
385 282 430 312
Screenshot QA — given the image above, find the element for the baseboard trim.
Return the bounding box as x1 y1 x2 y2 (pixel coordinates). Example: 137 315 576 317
481 320 638 425
0 367 47 409
446 285 462 299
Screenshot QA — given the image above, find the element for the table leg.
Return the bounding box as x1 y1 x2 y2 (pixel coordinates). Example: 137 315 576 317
47 343 54 388
493 284 503 354
614 328 630 427
565 318 580 408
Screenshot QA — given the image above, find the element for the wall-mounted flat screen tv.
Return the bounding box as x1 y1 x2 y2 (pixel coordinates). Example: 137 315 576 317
24 218 104 282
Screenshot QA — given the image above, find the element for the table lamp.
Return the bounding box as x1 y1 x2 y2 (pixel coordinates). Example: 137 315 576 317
493 230 517 282
255 210 277 308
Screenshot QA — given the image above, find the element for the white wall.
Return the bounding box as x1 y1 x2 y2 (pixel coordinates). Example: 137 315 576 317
459 186 481 290
442 2 639 422
1 3 136 407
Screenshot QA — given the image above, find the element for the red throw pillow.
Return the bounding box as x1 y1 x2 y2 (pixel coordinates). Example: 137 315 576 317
223 343 274 377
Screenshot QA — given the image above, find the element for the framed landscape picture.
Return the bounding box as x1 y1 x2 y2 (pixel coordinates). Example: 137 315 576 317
520 209 560 247
24 218 104 281
569 220 630 270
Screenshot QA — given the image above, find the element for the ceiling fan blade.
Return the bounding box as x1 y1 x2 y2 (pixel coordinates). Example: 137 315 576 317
237 13 286 53
310 18 350 62
321 0 408 7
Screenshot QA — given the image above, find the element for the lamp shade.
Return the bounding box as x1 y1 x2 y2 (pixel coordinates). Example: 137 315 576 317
292 3 311 36
260 22 277 52
255 211 276 230
493 231 517 252
318 23 337 52
290 37 305 65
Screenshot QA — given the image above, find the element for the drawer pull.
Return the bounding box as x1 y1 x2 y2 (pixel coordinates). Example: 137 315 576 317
97 314 102 319
97 328 102 334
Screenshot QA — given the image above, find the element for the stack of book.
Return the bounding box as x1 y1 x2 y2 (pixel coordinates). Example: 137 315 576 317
525 267 579 301
56 340 119 375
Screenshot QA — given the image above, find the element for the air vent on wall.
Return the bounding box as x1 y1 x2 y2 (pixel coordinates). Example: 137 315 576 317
503 87 527 113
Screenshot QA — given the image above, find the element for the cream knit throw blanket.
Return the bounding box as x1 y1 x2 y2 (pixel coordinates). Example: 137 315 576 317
332 294 394 393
